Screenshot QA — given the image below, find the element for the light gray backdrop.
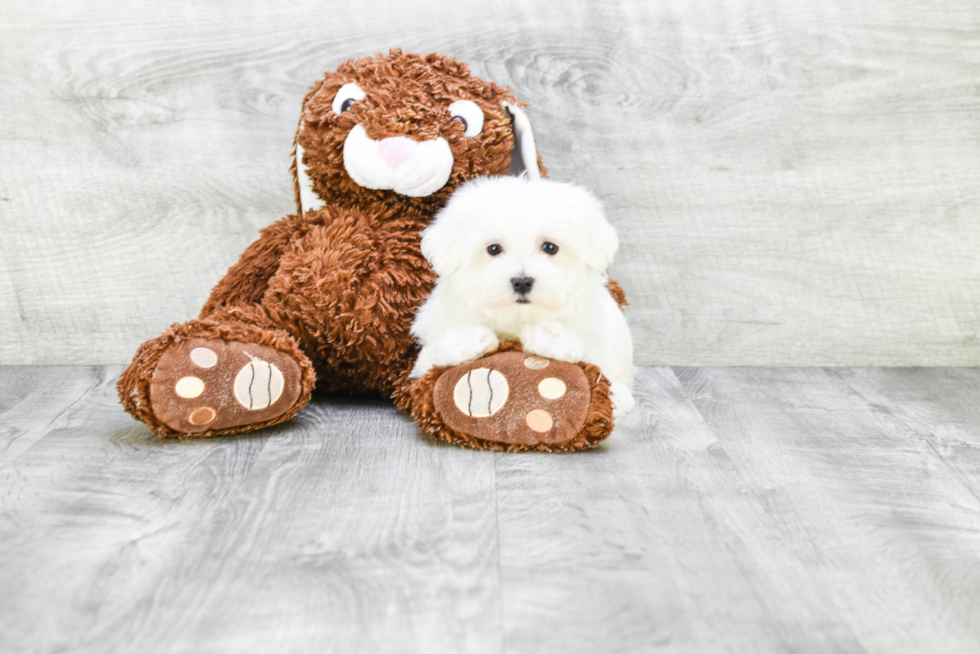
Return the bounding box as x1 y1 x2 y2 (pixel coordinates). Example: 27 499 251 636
2 0 978 366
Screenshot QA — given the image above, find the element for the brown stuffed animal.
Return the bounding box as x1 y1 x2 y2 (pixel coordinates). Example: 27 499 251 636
117 49 624 452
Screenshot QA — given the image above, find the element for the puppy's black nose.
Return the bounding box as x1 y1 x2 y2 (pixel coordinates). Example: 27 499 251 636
511 276 534 295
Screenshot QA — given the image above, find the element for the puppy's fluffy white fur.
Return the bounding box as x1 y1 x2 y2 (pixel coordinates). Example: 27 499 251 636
410 176 635 418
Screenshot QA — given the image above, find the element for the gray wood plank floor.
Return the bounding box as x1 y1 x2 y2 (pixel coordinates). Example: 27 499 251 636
1 366 979 654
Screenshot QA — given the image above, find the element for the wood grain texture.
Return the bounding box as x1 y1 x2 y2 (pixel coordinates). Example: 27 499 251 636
0 366 501 654
1 0 980 366
2 364 980 652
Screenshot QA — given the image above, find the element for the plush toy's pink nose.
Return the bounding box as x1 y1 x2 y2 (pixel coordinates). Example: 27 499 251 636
378 137 417 169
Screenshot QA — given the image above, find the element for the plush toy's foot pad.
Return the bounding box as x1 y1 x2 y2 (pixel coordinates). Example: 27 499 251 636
148 338 303 434
433 351 594 448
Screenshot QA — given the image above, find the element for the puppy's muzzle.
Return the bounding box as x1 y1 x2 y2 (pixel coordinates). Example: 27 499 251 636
511 276 534 303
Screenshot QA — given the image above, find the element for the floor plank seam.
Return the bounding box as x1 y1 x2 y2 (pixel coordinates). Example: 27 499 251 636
830 368 980 508
0 366 107 468
491 452 506 654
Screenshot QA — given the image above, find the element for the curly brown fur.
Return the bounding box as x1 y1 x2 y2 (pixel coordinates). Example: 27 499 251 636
403 341 614 453
257 202 438 396
200 214 310 316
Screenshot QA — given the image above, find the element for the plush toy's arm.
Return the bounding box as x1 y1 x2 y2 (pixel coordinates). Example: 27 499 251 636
199 214 308 318
606 278 628 310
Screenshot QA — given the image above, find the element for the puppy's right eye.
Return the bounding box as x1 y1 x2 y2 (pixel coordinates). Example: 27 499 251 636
487 244 503 256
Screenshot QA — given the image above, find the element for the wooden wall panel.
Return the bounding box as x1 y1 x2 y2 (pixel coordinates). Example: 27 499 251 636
1 0 978 365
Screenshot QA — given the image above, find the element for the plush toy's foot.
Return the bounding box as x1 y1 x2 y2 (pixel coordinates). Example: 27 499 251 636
148 338 305 434
403 343 614 452
118 319 315 438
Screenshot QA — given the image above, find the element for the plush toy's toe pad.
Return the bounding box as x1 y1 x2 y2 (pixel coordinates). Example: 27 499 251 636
433 351 591 447
149 338 303 434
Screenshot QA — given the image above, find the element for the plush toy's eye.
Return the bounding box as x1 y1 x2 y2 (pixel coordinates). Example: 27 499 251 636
542 242 559 255
448 100 484 137
487 243 503 256
332 82 366 115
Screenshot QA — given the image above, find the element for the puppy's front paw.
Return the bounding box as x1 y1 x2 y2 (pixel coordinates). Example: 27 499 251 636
410 347 436 379
610 382 636 419
428 327 500 370
519 322 585 363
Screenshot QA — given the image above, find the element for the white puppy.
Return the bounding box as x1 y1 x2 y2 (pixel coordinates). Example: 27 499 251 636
410 175 635 418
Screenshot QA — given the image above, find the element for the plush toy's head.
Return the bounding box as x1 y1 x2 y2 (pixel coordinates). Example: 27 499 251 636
292 49 544 214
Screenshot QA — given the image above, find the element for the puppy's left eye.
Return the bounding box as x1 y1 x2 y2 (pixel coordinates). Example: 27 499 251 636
542 242 559 255
487 244 503 256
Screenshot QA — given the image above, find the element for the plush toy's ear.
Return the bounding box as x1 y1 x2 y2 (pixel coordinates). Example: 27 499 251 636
294 122 326 216
502 102 541 180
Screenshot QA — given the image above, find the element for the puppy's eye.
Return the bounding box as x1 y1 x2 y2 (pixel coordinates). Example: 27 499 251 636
332 82 366 115
448 100 484 137
542 242 559 255
487 244 503 256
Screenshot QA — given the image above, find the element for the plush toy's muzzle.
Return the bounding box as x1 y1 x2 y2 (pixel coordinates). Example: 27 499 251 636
342 124 454 197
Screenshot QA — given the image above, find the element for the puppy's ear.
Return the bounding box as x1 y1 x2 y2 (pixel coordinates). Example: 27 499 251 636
422 178 494 275
582 213 619 272
502 103 541 180
571 190 619 271
420 213 467 277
